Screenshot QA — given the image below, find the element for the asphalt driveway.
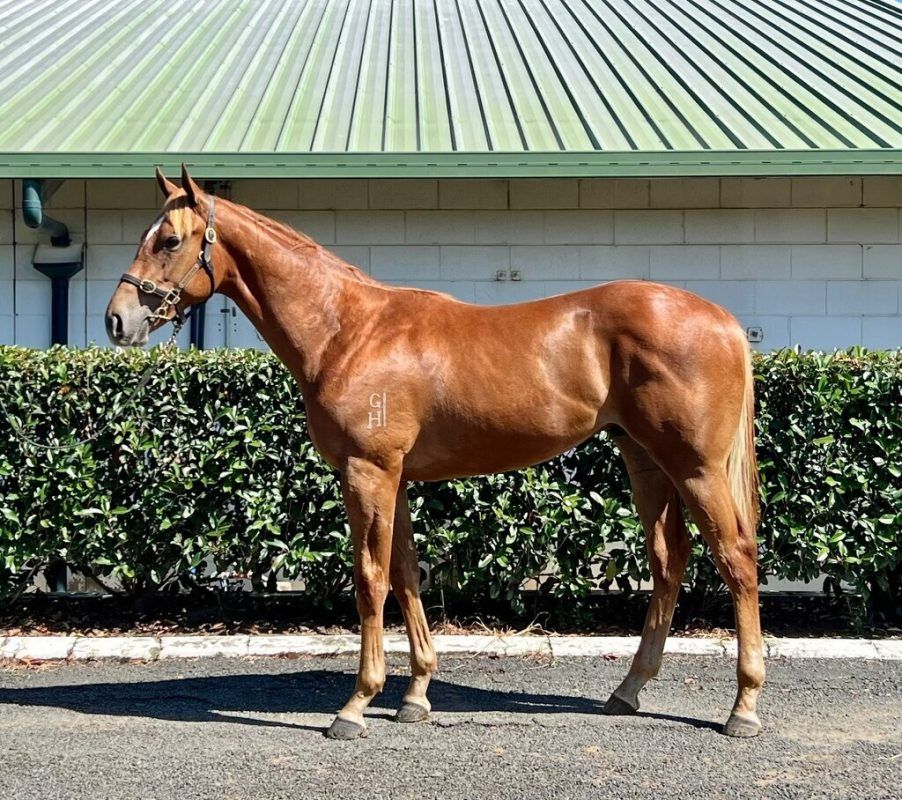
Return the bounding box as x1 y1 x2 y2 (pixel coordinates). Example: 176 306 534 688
1 654 899 799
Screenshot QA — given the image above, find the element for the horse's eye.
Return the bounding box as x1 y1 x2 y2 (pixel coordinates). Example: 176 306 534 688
163 235 181 251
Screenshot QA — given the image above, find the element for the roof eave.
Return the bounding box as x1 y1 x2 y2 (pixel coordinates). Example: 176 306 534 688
1 150 899 179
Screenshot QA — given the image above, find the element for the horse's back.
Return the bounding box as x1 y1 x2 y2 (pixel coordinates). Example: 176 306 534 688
391 279 745 365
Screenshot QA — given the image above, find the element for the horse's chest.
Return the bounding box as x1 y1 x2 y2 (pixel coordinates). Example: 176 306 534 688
303 402 346 468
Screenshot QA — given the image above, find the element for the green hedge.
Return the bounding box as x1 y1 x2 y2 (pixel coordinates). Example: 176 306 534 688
0 346 899 618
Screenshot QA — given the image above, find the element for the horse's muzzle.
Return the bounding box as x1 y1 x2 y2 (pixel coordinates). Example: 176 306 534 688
105 307 150 347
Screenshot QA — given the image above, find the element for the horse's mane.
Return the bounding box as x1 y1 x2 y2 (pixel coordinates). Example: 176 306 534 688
230 200 383 287
164 193 456 300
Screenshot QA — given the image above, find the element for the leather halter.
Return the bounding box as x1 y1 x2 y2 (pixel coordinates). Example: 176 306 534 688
119 196 217 325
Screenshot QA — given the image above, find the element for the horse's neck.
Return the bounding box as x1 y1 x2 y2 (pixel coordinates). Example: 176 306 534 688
216 202 359 390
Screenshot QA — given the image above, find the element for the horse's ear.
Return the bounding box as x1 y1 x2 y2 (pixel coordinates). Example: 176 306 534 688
180 163 204 207
156 166 179 199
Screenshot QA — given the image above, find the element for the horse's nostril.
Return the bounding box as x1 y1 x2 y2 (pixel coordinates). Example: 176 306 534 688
107 312 123 341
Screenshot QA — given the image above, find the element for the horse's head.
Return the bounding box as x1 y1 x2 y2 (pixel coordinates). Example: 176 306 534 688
105 164 220 347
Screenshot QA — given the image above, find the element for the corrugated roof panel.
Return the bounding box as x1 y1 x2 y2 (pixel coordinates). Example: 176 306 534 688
197 0 306 151
751 0 901 103
667 0 894 147
0 0 897 177
649 0 847 148
554 2 700 150
457 0 528 150
313 0 376 150
433 1 491 150
167 2 281 151
543 1 666 150
276 0 353 150
241 1 329 151
622 0 795 149
477 2 562 150
521 0 630 150
95 6 230 151
349 0 392 152
578 0 743 149
815 0 901 47
380 0 417 151
0 0 115 106
414 0 454 151
491 2 582 149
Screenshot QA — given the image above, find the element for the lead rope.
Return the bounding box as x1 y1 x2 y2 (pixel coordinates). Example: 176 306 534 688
1 319 183 453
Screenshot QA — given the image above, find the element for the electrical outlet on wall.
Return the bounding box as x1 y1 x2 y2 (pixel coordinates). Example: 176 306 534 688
746 326 764 343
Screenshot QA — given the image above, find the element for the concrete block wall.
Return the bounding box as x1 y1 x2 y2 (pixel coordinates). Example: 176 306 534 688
0 176 898 350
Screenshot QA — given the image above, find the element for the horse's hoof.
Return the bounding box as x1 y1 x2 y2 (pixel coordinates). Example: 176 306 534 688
395 701 430 723
603 693 638 715
325 716 368 740
722 711 761 738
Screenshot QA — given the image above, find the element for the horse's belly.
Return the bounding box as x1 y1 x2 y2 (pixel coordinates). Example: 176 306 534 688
402 403 606 481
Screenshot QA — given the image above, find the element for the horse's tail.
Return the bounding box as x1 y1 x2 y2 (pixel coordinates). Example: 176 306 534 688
726 342 759 537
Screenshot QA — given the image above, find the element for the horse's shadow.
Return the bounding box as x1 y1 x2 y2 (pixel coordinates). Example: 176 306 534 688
0 669 719 734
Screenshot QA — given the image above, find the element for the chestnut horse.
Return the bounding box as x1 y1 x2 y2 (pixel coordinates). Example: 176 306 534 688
106 166 764 740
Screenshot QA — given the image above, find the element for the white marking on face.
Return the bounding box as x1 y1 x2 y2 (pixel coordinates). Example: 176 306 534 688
142 215 164 244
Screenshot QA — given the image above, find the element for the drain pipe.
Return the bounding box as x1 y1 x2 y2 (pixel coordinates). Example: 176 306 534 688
22 179 84 346
22 179 71 246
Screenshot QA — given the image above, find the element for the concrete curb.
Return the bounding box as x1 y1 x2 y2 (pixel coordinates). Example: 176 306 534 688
1 633 900 663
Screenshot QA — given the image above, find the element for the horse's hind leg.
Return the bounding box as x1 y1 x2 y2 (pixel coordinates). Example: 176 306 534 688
390 483 437 722
604 436 690 715
677 472 764 737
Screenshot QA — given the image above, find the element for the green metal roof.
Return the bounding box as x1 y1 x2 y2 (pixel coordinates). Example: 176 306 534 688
0 0 899 177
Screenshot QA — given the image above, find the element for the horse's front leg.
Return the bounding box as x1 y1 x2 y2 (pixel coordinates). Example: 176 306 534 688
326 456 401 740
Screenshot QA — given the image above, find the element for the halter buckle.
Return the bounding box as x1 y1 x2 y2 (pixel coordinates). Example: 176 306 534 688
161 287 182 305
148 288 182 322
139 279 158 293
204 227 217 244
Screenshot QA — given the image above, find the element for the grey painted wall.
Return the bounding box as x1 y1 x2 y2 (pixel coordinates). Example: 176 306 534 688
1 176 899 351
